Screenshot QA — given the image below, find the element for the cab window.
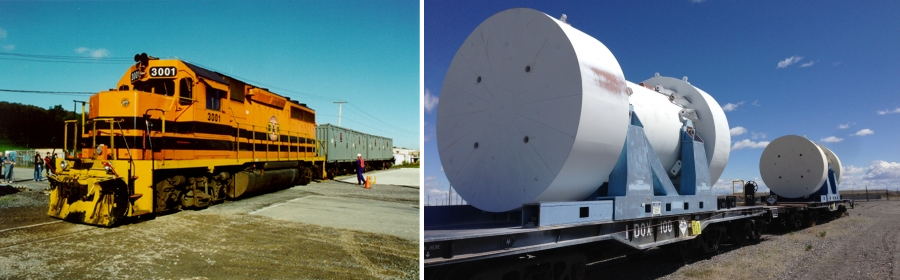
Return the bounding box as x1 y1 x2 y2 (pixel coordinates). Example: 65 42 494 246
179 78 193 105
134 79 175 96
206 84 224 111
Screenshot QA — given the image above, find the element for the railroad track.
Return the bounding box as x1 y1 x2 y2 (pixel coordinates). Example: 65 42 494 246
0 221 97 250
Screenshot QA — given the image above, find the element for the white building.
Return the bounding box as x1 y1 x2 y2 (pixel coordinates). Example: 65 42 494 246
392 148 419 165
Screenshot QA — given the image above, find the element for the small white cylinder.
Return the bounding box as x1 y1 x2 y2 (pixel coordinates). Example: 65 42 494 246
759 135 829 198
630 78 731 184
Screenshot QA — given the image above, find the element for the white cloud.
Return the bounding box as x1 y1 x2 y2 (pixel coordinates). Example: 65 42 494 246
751 100 760 106
2 44 12 51
730 126 747 136
842 165 865 174
820 136 843 143
722 101 744 112
424 88 439 113
731 139 770 150
853 129 874 136
711 178 730 194
800 60 817 67
863 161 900 180
837 122 850 129
74 47 110 58
690 0 708 3
776 56 803 69
832 62 842 66
0 27 6 39
751 132 767 140
839 161 900 190
876 107 900 115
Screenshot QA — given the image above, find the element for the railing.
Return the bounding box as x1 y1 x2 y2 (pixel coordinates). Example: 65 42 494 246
234 122 318 162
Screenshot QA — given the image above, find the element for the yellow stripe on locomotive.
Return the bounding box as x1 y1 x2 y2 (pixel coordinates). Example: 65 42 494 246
48 53 326 226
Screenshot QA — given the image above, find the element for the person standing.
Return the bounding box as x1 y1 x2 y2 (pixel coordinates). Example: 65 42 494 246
44 152 54 176
0 151 6 183
356 153 366 185
3 151 15 184
33 152 43 181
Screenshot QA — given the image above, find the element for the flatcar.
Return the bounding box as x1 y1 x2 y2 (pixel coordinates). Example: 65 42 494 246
48 53 388 226
424 9 853 279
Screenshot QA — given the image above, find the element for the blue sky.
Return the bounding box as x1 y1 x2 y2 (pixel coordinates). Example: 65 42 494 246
424 0 900 204
0 0 419 149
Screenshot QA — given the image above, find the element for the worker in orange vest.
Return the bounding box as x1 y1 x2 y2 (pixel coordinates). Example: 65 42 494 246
356 153 367 185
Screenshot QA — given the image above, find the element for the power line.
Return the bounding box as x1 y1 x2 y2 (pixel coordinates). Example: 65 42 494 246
0 89 94 95
0 51 133 61
184 61 333 102
0 57 132 65
346 103 416 134
0 52 134 64
185 61 417 138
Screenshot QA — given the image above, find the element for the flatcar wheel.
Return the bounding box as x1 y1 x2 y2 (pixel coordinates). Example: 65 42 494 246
804 211 818 227
731 221 748 246
784 214 799 231
749 220 761 241
678 238 698 261
571 262 585 280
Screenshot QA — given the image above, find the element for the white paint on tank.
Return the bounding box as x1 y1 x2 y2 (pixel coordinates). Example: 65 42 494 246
818 145 842 185
759 135 829 198
637 77 731 185
436 8 630 212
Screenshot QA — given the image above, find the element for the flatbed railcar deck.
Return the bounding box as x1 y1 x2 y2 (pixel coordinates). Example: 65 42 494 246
424 199 852 279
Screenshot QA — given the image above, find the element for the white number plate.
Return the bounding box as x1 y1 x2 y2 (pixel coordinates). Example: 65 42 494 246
149 67 177 78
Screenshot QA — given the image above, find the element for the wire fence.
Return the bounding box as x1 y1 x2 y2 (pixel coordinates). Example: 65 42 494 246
2 150 58 168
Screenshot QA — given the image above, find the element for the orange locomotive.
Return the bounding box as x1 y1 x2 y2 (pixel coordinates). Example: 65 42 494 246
48 53 325 226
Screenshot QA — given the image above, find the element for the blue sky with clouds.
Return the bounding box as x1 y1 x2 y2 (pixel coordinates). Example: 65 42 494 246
424 0 900 203
0 0 419 149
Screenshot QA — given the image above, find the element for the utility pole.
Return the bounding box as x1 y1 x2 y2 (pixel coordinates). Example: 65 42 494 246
865 185 869 201
333 100 347 127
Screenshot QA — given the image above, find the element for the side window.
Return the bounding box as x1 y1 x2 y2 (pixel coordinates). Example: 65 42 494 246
179 78 193 105
205 84 223 111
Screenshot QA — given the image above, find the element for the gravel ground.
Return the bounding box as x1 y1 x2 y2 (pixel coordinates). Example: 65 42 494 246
585 200 900 280
0 178 419 279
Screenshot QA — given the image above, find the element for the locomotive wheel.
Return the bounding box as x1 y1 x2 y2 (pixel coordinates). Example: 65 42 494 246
297 167 313 185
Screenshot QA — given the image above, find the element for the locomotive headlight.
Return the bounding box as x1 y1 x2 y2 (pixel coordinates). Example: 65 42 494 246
60 160 69 170
121 98 130 107
104 165 113 174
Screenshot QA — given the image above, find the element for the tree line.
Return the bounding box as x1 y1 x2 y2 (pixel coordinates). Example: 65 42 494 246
0 101 79 149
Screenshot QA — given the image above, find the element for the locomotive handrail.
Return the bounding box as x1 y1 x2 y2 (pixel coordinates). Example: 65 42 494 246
63 120 79 159
91 118 120 160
